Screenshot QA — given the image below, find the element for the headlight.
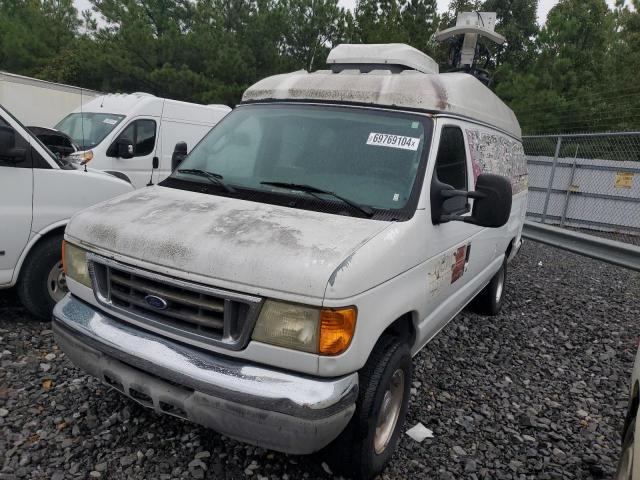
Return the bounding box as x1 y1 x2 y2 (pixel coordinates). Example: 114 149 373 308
68 150 93 165
252 300 356 355
62 241 91 288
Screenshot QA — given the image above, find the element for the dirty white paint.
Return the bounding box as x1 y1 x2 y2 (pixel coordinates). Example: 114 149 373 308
426 243 469 296
243 71 521 139
66 186 392 299
466 128 528 194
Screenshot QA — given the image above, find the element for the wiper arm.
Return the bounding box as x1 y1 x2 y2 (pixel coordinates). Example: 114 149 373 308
178 168 236 193
261 181 374 217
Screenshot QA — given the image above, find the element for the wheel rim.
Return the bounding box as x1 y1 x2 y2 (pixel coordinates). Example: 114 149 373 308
374 369 405 455
47 261 68 303
616 437 634 480
495 268 505 304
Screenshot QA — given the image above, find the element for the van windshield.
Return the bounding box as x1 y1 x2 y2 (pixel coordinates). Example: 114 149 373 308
55 113 125 150
166 104 432 219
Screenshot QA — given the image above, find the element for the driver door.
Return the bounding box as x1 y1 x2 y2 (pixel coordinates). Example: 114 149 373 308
422 122 480 329
107 118 158 188
0 113 33 285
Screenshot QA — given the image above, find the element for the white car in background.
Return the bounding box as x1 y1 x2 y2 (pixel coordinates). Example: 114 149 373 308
55 93 231 188
0 104 134 319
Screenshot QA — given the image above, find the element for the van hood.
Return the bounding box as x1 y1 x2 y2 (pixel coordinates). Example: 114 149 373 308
66 186 392 299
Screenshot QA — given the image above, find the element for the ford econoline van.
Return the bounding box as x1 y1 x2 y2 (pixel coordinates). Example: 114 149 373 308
53 44 527 478
55 93 231 188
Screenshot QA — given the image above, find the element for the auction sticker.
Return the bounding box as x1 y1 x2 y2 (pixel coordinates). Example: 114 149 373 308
367 133 420 151
103 118 118 125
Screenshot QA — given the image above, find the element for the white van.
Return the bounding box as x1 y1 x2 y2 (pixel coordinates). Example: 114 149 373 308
0 104 134 319
53 44 527 478
54 93 231 188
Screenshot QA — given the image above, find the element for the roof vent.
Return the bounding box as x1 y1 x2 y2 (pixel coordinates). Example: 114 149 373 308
327 44 439 75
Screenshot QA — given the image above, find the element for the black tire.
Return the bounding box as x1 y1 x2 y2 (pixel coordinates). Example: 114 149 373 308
616 417 635 480
324 335 412 479
16 234 66 320
469 259 507 316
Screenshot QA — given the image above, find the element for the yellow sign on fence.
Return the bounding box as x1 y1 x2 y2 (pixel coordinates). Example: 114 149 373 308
615 172 634 189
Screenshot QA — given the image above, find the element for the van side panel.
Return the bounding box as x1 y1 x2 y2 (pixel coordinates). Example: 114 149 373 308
465 126 528 253
155 103 230 182
162 100 230 125
320 120 528 377
156 120 213 181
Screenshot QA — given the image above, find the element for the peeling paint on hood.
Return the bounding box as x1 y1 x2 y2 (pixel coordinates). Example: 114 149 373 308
66 186 392 298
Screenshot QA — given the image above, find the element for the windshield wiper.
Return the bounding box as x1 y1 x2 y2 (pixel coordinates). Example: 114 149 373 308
178 169 236 193
261 181 374 217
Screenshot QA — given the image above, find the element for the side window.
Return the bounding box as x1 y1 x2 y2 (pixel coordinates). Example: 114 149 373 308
0 116 30 168
435 127 468 189
434 126 469 213
109 119 156 157
135 120 156 156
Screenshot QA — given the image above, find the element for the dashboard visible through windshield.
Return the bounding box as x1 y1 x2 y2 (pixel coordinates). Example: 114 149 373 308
163 104 433 220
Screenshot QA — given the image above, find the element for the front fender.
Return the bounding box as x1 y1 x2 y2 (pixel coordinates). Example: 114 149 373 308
10 220 68 286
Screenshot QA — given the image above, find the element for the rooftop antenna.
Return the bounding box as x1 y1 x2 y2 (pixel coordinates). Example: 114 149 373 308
435 12 505 86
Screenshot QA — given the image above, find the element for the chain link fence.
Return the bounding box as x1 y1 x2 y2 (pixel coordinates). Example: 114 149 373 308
523 132 640 246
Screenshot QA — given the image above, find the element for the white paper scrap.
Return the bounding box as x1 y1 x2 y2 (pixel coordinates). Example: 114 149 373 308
406 423 434 442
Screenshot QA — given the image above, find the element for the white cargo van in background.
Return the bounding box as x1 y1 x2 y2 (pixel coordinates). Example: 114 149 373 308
55 93 231 188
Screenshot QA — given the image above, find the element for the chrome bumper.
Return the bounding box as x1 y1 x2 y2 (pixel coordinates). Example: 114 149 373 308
53 295 358 454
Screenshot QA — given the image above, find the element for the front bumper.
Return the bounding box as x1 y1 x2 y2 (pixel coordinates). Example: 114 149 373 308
53 295 358 454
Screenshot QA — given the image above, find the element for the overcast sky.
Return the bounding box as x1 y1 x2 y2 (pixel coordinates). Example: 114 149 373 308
334 0 621 24
75 0 622 25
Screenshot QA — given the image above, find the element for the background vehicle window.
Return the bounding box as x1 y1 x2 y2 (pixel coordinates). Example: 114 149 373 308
434 126 468 213
135 120 156 156
109 119 156 157
0 116 30 168
55 113 125 150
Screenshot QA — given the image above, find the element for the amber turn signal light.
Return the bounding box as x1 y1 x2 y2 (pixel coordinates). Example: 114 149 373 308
319 307 357 355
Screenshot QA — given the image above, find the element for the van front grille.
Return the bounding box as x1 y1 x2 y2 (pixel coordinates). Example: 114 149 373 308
87 254 262 350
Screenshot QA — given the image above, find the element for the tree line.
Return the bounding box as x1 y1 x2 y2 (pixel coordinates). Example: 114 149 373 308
0 0 638 134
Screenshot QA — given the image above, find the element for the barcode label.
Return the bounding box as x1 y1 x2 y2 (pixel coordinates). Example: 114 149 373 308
366 133 420 151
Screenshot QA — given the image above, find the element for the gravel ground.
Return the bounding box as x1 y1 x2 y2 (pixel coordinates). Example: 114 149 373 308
1 241 639 480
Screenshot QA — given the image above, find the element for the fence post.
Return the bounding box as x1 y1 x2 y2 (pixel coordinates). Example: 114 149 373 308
541 136 562 224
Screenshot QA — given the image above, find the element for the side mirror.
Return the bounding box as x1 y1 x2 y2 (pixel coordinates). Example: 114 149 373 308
6 147 27 164
117 138 134 159
431 173 512 228
171 141 187 170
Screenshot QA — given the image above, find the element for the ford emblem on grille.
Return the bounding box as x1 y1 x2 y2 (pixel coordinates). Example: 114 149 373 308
144 294 168 310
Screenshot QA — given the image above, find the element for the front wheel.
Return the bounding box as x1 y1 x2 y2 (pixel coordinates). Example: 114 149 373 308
324 335 412 479
17 234 67 320
469 259 506 316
